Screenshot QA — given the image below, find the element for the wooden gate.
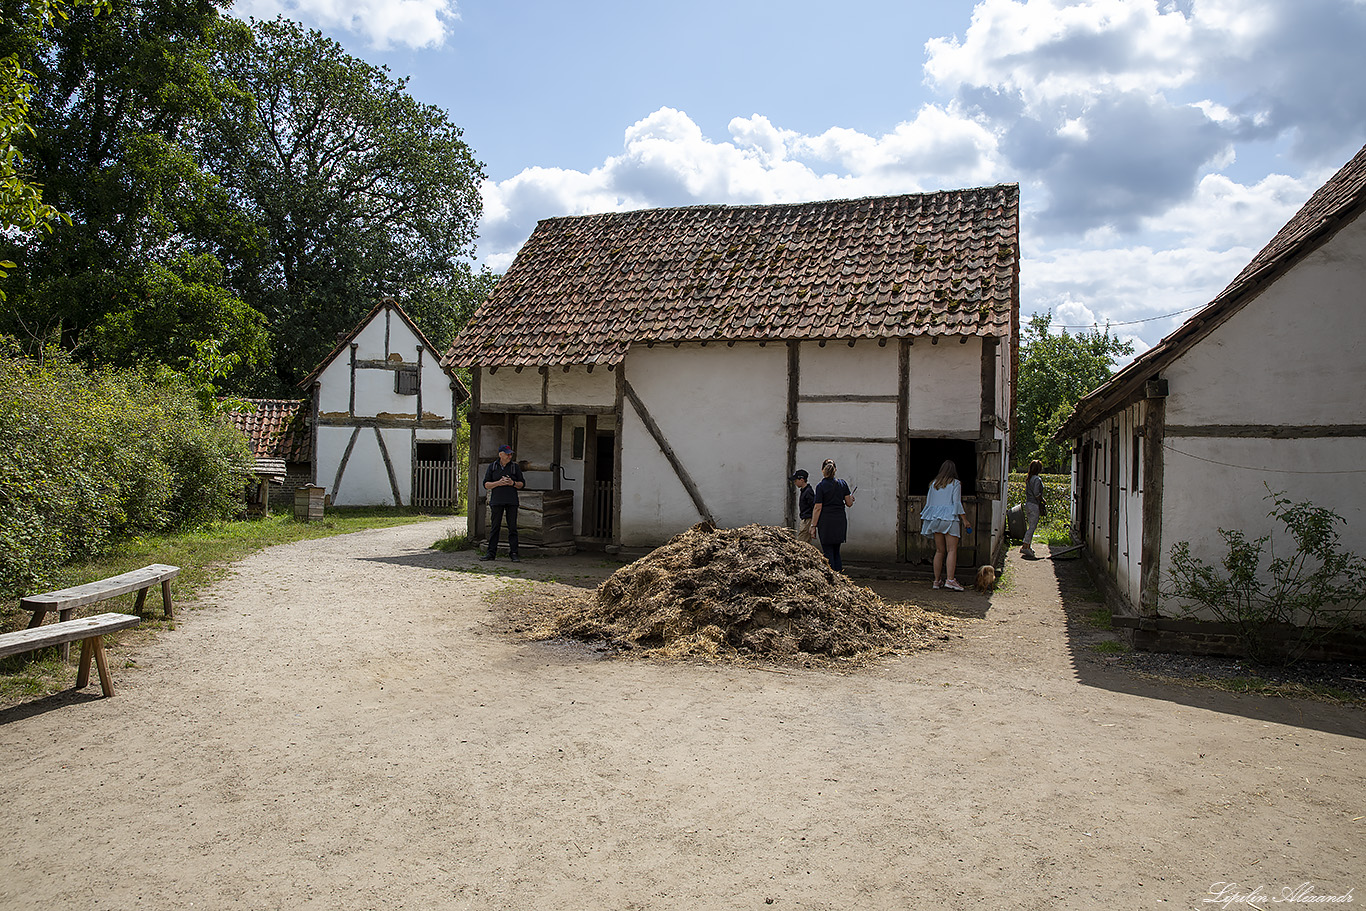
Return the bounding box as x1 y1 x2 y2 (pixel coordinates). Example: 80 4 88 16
413 460 461 510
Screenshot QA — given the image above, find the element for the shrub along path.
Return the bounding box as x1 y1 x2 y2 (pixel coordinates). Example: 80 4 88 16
1 522 1361 909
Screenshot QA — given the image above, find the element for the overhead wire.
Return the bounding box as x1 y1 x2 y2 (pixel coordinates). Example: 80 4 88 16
1162 444 1366 474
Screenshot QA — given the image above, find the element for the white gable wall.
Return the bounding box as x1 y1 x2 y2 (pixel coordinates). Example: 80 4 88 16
1161 214 1366 594
313 305 460 507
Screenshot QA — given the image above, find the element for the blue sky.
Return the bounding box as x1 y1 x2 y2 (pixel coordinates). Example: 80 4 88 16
230 0 1366 358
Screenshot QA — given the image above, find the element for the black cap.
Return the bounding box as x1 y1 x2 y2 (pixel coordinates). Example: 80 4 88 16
790 470 808 481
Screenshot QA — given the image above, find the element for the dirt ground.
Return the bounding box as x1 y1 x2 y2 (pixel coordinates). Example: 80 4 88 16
1 519 1362 911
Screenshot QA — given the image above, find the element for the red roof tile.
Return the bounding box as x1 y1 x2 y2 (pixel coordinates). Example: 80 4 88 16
444 186 1020 368
223 399 311 462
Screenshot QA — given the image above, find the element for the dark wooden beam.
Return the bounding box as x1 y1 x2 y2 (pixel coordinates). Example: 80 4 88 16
1165 423 1366 439
623 379 714 525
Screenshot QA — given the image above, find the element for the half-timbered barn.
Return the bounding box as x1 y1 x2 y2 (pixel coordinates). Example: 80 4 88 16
444 187 1021 566
1054 142 1366 656
303 298 468 508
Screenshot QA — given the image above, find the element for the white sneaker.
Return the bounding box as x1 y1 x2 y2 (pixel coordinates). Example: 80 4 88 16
944 579 964 592
932 580 942 589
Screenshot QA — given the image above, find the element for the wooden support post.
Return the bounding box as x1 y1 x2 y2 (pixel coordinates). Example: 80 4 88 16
623 379 714 526
785 342 799 529
1139 391 1167 617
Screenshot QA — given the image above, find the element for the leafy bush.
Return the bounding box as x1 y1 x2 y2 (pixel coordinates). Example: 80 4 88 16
1163 488 1366 665
0 343 250 595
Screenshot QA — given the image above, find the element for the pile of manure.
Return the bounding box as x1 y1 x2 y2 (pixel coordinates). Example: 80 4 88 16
546 522 959 663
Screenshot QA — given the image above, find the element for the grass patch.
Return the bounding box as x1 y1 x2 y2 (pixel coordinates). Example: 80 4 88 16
1084 607 1113 630
433 530 475 552
2 508 455 704
1091 640 1128 654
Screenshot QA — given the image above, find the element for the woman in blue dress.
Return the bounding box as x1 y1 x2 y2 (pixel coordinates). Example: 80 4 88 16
810 458 855 572
920 459 968 591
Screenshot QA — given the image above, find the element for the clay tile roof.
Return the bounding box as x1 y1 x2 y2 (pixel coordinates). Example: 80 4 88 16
223 399 311 462
444 185 1020 368
1055 141 1366 440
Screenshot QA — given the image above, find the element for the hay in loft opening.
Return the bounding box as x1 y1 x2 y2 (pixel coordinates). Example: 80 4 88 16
547 523 959 662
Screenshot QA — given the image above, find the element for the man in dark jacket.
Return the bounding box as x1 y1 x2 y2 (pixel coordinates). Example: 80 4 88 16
482 444 524 561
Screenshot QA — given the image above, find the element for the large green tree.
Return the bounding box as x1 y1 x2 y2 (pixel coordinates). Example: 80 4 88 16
1015 312 1133 471
0 0 269 382
207 16 488 391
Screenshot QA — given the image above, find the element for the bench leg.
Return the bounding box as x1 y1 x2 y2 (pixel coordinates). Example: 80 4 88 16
76 636 116 697
58 608 74 662
77 638 93 689
161 578 175 622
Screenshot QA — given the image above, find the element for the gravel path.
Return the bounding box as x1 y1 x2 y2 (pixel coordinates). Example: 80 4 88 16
1 520 1361 910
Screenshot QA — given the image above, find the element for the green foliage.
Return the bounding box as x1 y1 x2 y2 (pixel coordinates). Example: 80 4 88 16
86 252 270 381
1015 313 1132 471
206 16 487 390
1163 488 1366 665
0 3 490 398
0 342 251 595
1006 471 1072 545
0 0 259 357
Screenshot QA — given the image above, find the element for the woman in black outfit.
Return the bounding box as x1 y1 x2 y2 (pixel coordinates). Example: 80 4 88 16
810 458 855 571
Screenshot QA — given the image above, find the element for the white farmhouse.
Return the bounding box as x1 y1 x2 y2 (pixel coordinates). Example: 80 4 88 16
444 188 1021 567
1055 143 1366 657
303 299 468 508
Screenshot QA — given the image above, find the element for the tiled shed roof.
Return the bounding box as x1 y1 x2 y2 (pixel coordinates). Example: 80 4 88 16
444 186 1020 368
223 399 311 462
1055 141 1366 440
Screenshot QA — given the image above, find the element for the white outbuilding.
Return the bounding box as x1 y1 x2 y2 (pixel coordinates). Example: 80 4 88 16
303 298 468 508
444 188 1021 567
1055 143 1366 658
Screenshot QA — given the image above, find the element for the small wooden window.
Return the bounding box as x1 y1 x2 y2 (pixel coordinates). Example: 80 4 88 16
395 365 419 395
572 426 586 460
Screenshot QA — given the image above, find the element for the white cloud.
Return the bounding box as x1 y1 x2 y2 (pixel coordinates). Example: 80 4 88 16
473 1 1365 351
231 0 458 49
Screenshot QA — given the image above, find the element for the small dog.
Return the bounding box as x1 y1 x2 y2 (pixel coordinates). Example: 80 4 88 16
974 565 997 593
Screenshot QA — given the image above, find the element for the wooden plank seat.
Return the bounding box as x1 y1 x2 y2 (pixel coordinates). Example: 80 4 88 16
0 613 141 697
23 563 178 660
24 563 179 627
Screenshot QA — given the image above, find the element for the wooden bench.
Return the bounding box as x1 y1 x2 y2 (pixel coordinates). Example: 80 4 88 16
23 564 179 660
0 613 141 697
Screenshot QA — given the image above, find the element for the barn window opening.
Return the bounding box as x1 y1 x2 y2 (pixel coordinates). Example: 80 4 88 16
572 426 586 461
906 438 978 497
415 442 452 462
395 365 419 395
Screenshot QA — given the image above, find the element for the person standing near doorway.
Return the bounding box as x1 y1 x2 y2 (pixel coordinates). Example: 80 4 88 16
791 469 816 544
921 459 968 591
482 444 524 562
810 459 855 571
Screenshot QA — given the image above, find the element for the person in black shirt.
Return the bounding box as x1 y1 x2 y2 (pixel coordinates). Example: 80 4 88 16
482 444 524 562
810 458 855 571
791 470 816 544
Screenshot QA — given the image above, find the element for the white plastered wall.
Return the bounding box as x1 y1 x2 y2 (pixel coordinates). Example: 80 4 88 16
619 344 788 545
1155 216 1366 617
313 305 456 506
907 338 981 434
317 426 411 506
796 341 900 561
